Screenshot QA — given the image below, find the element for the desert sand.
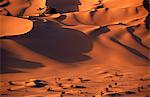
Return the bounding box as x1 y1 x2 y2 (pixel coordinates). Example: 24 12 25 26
0 0 150 97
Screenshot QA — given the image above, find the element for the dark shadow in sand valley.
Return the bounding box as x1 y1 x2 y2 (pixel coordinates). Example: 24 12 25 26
89 26 111 39
0 48 43 74
46 0 81 13
2 20 93 63
143 0 149 29
127 26 150 49
110 37 150 61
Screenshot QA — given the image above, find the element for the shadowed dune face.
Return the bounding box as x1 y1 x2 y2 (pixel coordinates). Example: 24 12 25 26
143 0 150 29
46 0 81 13
89 26 111 38
6 20 93 62
0 0 81 16
0 48 43 74
0 0 10 7
88 24 149 64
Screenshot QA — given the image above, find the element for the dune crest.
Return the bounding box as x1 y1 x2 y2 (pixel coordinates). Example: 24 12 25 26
0 16 33 37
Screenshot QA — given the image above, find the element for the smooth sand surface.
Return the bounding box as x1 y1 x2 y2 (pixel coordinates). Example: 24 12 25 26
0 16 33 37
0 0 150 97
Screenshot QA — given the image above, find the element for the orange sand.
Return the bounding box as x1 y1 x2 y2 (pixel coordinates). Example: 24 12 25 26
0 0 149 97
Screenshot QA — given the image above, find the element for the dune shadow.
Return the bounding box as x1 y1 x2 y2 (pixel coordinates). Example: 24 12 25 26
0 0 10 7
89 26 110 39
0 48 43 74
3 20 93 63
110 37 150 61
127 26 150 49
55 15 67 21
46 0 81 13
143 0 149 29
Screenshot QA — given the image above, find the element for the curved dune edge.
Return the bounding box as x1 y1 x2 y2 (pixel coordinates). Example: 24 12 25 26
0 16 33 37
57 6 148 26
79 0 143 11
102 0 143 8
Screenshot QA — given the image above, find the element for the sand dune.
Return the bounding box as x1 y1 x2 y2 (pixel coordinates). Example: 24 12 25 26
23 0 46 16
4 0 31 16
0 16 33 37
57 6 148 27
79 0 144 11
0 0 149 97
2 0 46 16
102 0 143 8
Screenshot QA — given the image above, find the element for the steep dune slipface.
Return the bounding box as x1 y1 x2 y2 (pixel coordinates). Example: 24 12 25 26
0 16 33 37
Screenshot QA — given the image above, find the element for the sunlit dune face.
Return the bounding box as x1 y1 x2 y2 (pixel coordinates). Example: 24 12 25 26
79 0 100 11
0 16 33 37
3 0 31 16
23 0 46 16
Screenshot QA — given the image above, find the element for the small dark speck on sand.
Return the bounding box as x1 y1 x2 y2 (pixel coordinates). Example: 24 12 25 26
109 85 112 88
106 88 109 92
140 78 144 81
105 8 109 11
125 91 136 94
0 94 7 95
114 72 123 77
145 96 150 97
74 85 86 88
100 92 104 95
7 88 12 91
47 88 54 91
107 93 121 97
8 81 15 85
